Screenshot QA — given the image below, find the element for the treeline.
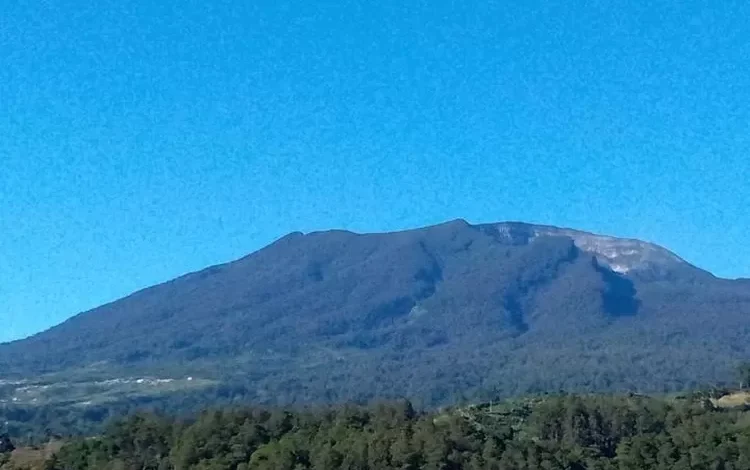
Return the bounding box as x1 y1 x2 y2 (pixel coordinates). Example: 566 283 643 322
34 393 750 470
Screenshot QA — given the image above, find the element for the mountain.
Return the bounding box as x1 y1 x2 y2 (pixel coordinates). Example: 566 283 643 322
3 219 750 405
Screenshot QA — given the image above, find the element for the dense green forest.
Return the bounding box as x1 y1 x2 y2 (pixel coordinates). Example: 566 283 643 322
5 392 750 470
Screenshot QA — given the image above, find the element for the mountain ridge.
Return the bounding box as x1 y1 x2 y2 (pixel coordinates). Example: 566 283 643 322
2 219 749 406
274 219 704 276
3 218 694 344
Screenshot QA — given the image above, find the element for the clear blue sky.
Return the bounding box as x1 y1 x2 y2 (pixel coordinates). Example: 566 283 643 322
2 0 749 343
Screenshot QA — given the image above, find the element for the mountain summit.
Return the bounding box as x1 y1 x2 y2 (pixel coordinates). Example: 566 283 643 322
485 222 694 275
2 220 749 404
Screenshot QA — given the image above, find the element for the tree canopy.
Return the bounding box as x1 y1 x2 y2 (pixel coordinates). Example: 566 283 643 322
25 393 750 470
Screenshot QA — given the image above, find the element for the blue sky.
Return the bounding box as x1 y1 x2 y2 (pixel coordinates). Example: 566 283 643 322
2 0 749 343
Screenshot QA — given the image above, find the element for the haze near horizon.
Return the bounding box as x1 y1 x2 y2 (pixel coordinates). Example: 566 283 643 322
2 0 749 342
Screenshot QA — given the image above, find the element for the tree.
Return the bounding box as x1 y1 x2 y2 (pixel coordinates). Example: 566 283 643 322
737 362 750 389
0 434 14 454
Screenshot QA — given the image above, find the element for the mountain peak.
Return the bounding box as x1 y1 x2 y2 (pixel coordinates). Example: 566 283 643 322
273 220 693 277
485 222 693 275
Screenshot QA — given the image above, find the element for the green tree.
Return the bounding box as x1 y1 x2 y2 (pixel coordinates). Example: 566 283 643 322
736 362 750 389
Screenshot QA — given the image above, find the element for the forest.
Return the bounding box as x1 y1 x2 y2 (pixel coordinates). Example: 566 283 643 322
4 391 750 470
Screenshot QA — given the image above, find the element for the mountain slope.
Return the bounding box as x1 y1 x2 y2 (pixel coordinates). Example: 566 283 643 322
2 220 750 404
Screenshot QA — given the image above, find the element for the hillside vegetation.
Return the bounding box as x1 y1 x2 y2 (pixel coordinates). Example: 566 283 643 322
7 393 750 470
